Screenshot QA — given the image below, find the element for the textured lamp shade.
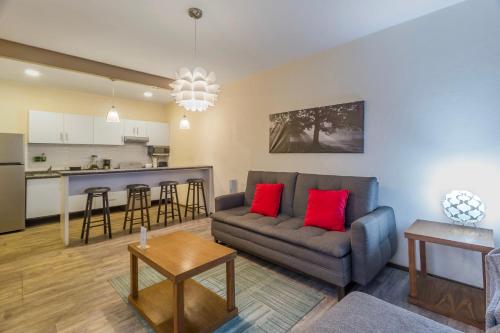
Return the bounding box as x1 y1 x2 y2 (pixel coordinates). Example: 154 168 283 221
179 115 190 129
442 190 485 226
169 67 219 112
106 106 120 123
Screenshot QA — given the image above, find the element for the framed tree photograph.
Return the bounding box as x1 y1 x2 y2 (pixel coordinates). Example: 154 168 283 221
269 101 364 153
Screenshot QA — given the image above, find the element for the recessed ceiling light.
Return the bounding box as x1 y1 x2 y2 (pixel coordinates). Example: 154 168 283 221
143 91 153 98
24 69 41 77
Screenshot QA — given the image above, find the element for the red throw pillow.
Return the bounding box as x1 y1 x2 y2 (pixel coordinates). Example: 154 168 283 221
304 189 349 231
250 183 284 217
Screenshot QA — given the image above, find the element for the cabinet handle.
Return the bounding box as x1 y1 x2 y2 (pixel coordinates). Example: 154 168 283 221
65 133 68 141
60 132 64 142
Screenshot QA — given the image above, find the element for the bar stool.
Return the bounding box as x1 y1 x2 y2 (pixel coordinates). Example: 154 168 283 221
157 181 182 225
184 178 208 220
80 187 112 244
123 184 151 234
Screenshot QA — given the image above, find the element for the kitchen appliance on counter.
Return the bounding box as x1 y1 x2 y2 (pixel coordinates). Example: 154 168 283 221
102 159 111 169
147 146 169 168
0 133 26 233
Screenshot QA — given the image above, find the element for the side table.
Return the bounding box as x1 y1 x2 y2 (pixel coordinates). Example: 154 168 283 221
405 219 494 329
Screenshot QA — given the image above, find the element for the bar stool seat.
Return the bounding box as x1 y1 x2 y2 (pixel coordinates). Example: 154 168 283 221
84 187 111 194
81 186 112 244
159 180 179 187
157 180 182 226
185 179 208 220
123 184 151 233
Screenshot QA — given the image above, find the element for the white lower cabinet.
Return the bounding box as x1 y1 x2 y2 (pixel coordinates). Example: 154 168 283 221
27 178 130 219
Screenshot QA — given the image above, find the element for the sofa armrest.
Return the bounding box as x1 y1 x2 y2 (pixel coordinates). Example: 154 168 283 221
215 192 245 211
351 206 398 285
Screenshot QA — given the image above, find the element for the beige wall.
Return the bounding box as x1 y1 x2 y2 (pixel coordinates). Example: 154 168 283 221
167 0 500 287
0 79 168 136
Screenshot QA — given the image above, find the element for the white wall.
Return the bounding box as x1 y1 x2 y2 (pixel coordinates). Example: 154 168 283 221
167 0 500 287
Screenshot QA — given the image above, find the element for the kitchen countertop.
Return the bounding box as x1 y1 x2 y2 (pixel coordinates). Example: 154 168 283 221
58 165 213 176
25 171 62 180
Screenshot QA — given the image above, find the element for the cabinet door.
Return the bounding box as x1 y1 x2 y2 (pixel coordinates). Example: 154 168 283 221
93 116 124 145
146 122 169 146
63 114 93 144
28 110 64 144
123 119 139 137
26 178 61 218
135 121 148 137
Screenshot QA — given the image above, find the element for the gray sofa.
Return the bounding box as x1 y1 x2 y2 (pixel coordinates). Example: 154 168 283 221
211 170 397 297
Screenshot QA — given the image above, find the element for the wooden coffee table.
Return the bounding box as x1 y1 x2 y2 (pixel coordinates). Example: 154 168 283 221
128 231 238 333
405 219 494 329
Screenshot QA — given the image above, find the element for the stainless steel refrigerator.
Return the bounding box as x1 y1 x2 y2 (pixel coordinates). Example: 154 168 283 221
0 133 25 233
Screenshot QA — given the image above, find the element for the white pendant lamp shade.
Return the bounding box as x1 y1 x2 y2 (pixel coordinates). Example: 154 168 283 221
179 114 190 129
170 67 219 112
106 105 120 123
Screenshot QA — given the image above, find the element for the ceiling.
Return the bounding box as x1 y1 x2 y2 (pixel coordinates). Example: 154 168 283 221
0 0 465 85
0 58 172 103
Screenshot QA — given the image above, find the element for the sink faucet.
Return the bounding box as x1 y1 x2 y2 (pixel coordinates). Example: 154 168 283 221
47 166 52 172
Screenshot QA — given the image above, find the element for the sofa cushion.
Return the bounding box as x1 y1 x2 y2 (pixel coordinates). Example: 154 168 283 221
250 183 284 217
212 209 351 258
293 173 378 225
304 189 349 231
308 292 460 333
245 171 298 216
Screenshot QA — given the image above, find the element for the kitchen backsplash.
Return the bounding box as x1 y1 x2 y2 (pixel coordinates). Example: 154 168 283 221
27 143 152 170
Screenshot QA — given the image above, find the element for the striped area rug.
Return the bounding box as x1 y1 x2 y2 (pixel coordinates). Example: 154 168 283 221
109 256 325 332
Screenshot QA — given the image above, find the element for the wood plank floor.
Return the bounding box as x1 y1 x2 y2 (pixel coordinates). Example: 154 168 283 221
0 205 481 332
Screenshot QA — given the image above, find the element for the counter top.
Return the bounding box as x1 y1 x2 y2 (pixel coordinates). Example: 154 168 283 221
58 165 213 176
26 171 62 180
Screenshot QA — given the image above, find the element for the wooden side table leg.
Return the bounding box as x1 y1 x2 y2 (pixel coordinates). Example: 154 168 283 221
482 252 487 290
173 281 184 333
408 239 417 298
130 253 138 298
226 259 236 312
419 240 427 278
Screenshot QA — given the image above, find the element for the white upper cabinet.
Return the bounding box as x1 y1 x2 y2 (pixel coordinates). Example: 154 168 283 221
29 110 65 144
146 121 169 146
124 119 148 137
63 114 93 144
93 116 124 145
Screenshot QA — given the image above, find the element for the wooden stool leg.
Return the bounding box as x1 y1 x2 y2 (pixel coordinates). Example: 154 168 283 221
105 193 112 239
174 185 182 223
81 193 91 240
123 191 132 230
139 190 145 227
185 183 191 218
144 190 151 230
129 191 136 234
85 194 93 244
102 194 107 235
196 183 200 217
157 185 164 224
169 186 175 224
192 183 196 220
200 182 208 217
164 186 169 226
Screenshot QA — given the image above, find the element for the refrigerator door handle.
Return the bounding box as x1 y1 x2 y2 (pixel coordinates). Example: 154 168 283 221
60 132 64 142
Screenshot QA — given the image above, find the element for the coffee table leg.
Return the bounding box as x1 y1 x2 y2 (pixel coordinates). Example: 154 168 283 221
226 259 236 312
408 239 417 298
130 253 138 298
173 281 184 333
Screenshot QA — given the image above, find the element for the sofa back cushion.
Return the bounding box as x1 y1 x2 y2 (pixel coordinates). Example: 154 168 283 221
293 173 378 225
245 171 298 216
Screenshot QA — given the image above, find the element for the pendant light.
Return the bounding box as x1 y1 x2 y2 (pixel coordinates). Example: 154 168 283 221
179 114 190 130
106 79 120 123
170 7 219 113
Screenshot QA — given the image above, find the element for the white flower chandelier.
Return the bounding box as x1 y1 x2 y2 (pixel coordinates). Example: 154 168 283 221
170 67 219 112
170 8 219 113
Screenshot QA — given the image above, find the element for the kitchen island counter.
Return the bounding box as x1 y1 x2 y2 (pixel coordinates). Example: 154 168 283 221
59 165 214 246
